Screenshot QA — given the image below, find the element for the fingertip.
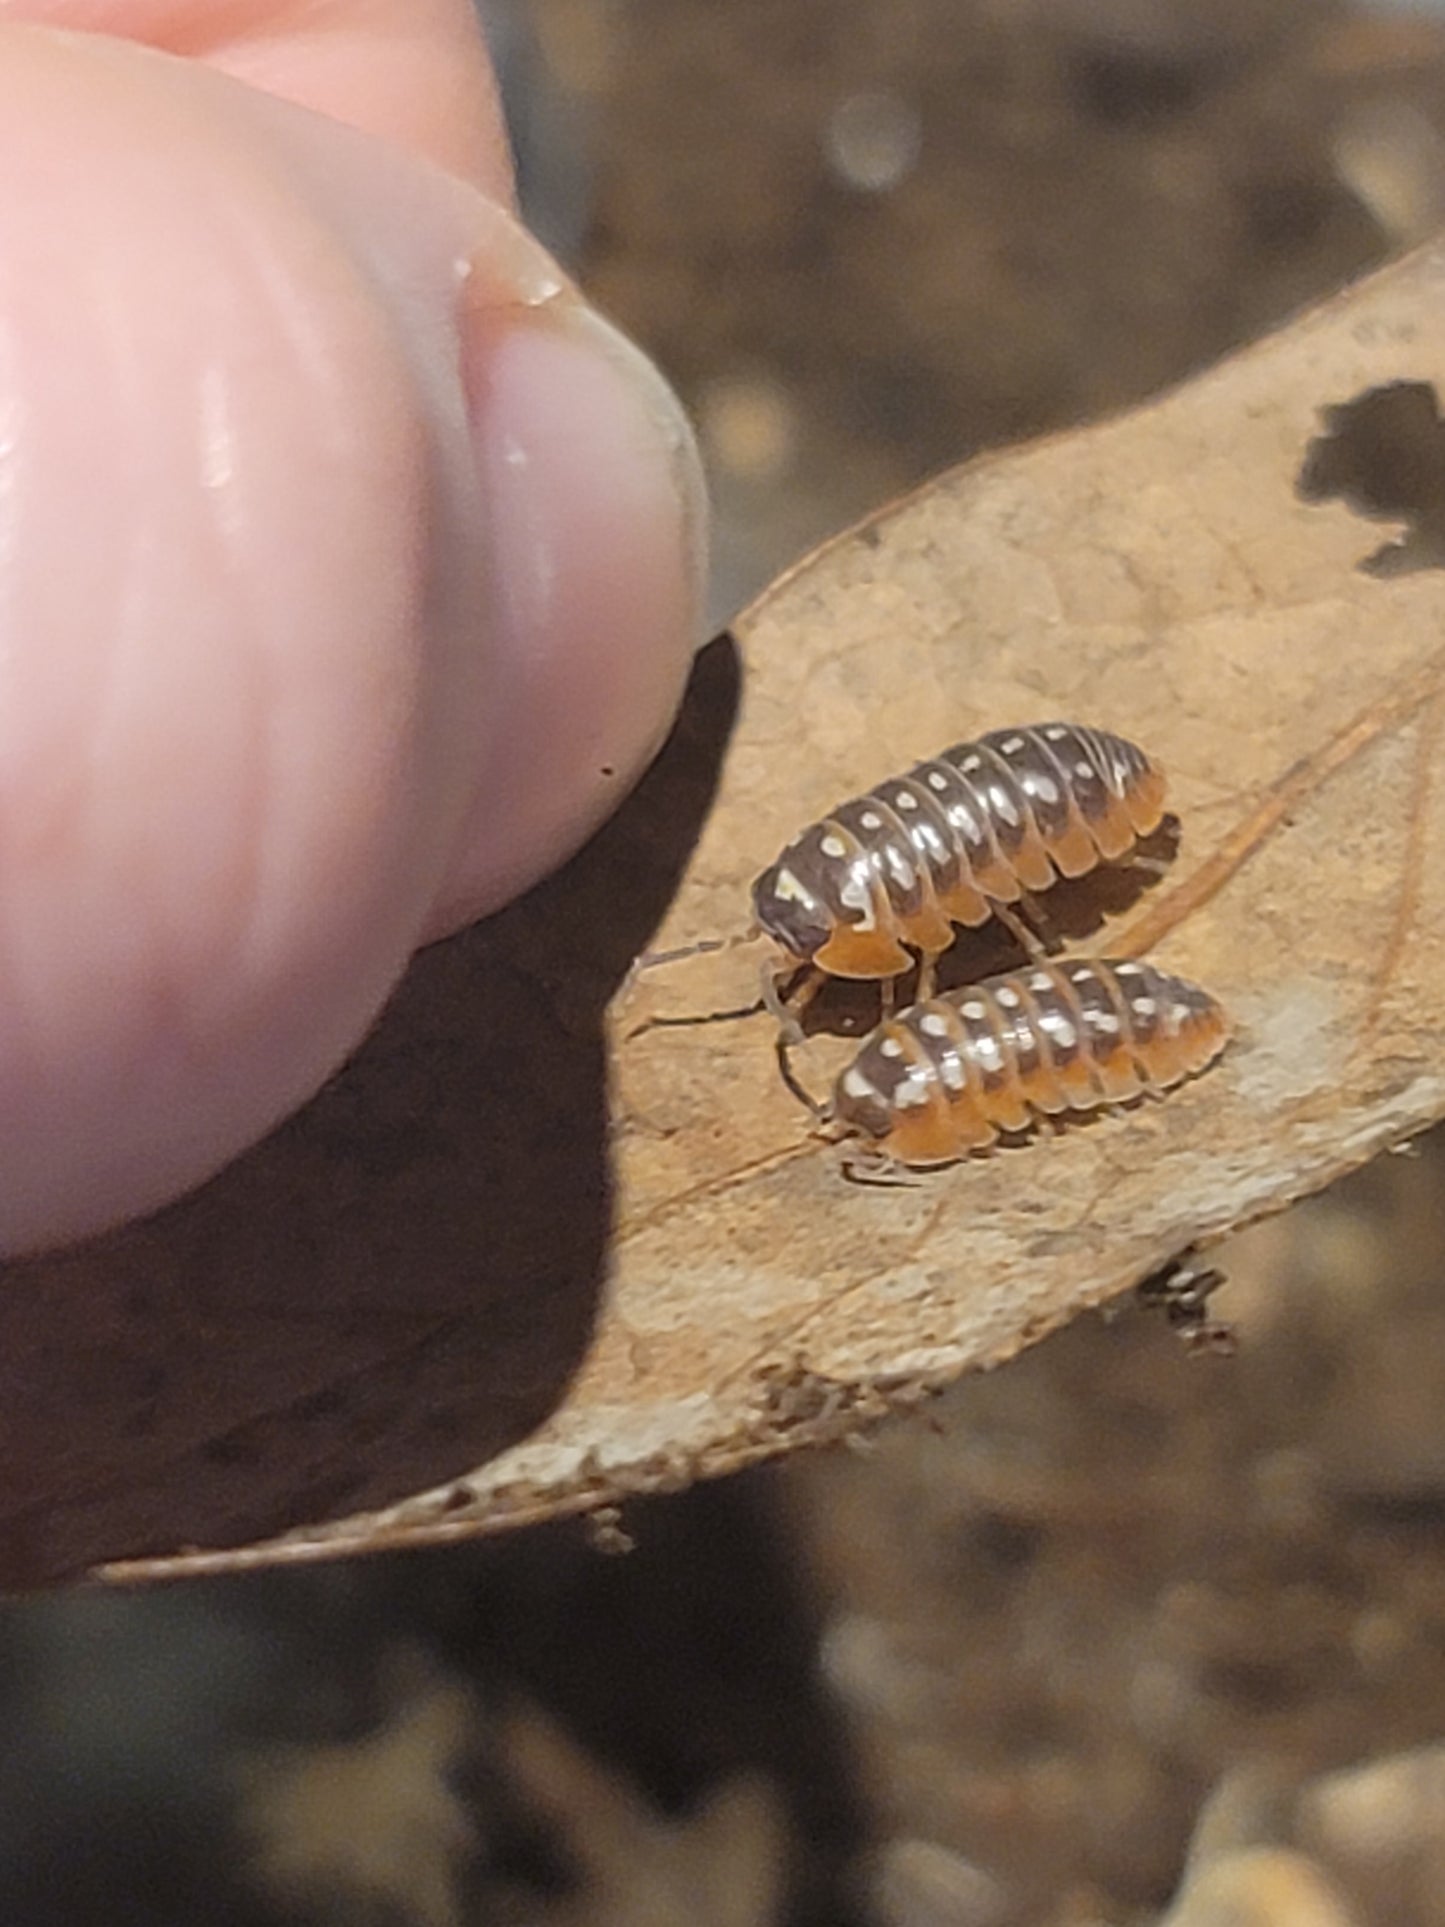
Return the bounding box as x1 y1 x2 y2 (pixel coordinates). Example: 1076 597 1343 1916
425 296 709 929
0 32 707 1249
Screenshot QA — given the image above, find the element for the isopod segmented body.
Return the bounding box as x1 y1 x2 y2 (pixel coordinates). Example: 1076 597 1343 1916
751 724 1167 986
831 958 1228 1168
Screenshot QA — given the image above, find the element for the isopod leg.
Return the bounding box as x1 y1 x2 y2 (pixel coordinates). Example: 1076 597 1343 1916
992 898 1046 958
776 1031 828 1120
839 1144 920 1188
1021 888 1063 951
762 959 822 1047
1124 849 1172 879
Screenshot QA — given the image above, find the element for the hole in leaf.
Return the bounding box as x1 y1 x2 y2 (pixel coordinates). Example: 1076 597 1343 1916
1298 379 1445 576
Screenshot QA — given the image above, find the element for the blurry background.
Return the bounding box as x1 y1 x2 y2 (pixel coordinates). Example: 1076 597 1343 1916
5 3 1445 1922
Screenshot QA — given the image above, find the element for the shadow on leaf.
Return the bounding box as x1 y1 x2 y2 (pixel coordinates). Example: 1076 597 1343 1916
1298 379 1445 575
0 638 742 1589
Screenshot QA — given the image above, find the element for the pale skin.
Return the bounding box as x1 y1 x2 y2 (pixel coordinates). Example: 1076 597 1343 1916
0 3 707 1253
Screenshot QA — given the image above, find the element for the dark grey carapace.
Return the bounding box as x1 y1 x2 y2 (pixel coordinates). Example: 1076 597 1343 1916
750 724 1168 985
831 957 1229 1167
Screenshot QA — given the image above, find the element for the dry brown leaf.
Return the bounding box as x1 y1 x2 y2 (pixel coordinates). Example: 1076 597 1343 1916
21 242 1445 1589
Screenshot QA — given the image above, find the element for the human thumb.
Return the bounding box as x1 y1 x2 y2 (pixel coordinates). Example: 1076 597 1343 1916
0 28 705 1253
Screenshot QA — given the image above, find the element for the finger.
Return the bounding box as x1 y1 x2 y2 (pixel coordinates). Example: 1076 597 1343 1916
0 29 704 1253
8 0 512 191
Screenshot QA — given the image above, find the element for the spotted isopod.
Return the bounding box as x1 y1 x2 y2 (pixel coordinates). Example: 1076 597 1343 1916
828 957 1228 1169
750 723 1168 1030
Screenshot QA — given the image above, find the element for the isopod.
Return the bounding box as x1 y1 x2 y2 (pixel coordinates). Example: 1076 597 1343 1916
751 724 1168 1027
828 957 1228 1169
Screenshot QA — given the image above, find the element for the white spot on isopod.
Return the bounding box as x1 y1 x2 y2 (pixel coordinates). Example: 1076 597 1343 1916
1029 972 1054 992
1045 726 1069 742
919 1012 950 1037
927 771 949 791
1132 996 1157 1016
880 1036 904 1057
1069 966 1094 983
821 834 847 859
961 755 983 772
1000 735 1026 754
990 787 1020 827
995 987 1021 1008
842 1068 876 1099
1030 775 1059 804
1041 1014 1078 1047
894 790 919 810
1090 1011 1121 1035
771 867 817 908
961 1000 987 1020
838 872 877 926
1075 761 1094 779
973 1034 1002 1065
940 1056 967 1091
860 811 882 831
893 1072 930 1109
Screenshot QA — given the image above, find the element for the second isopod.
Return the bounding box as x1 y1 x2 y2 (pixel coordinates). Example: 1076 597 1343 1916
828 956 1228 1168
